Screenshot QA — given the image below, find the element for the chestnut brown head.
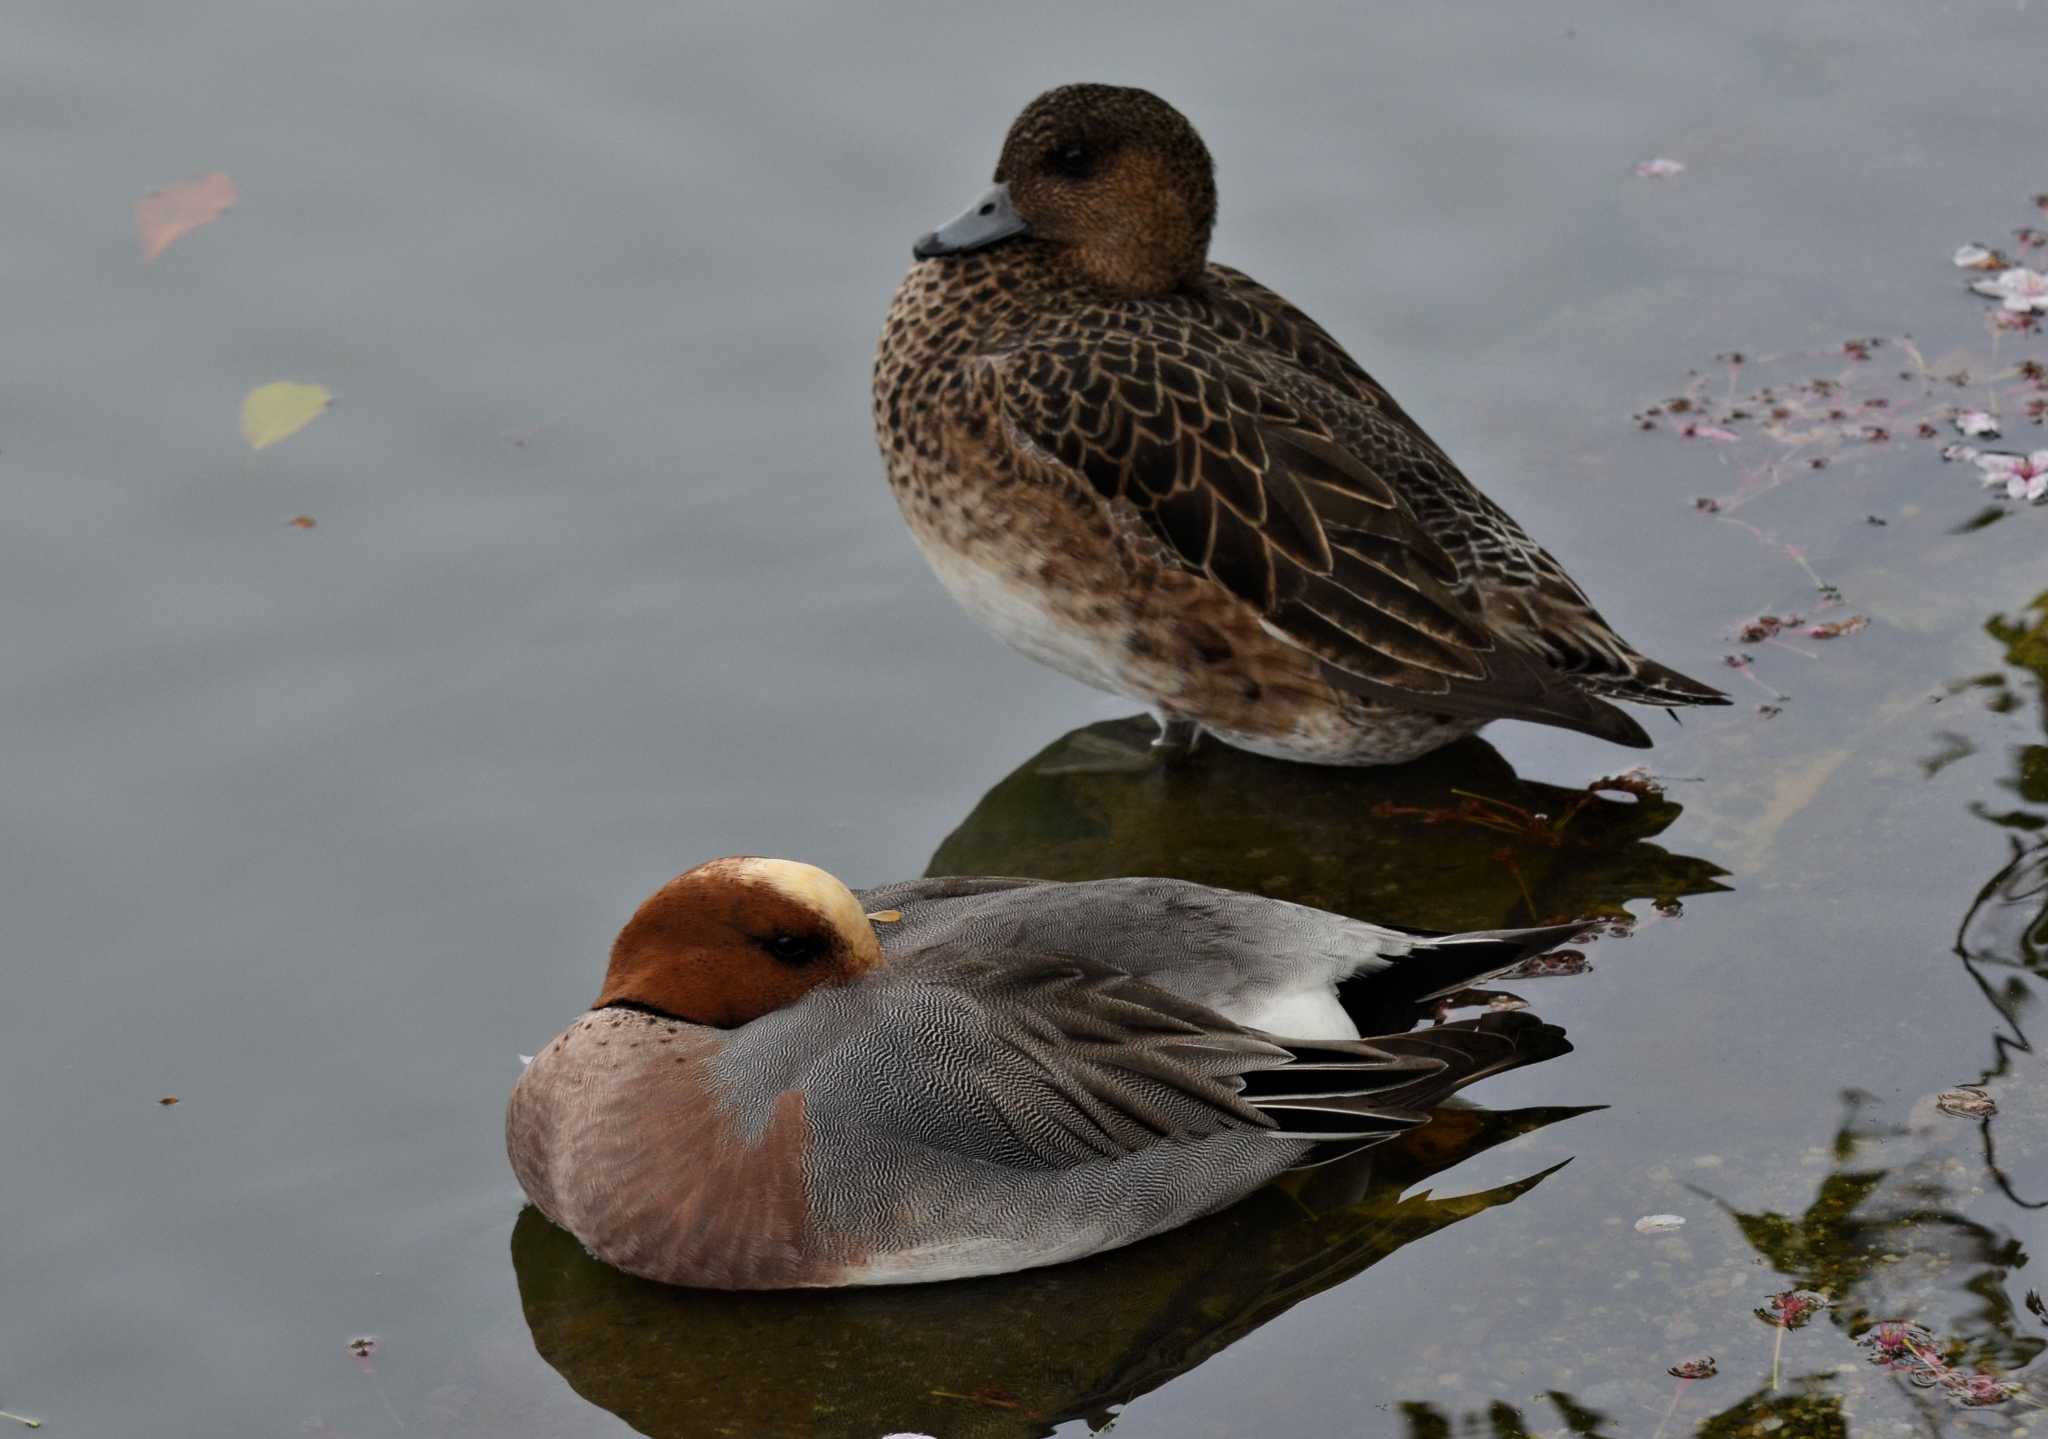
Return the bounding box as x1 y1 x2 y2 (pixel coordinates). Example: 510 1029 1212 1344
595 858 885 1027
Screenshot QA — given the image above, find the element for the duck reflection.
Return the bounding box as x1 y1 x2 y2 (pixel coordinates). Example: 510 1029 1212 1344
512 1101 1594 1439
928 718 1729 932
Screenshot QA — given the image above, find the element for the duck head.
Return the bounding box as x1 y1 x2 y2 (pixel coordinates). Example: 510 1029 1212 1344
594 858 884 1027
914 83 1217 298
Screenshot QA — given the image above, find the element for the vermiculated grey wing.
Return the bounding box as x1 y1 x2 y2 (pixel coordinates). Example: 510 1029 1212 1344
720 952 1468 1169
773 954 1294 1168
711 965 1571 1281
858 874 1580 1027
854 874 1051 914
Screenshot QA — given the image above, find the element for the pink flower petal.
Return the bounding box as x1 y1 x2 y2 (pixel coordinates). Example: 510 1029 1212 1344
136 171 236 262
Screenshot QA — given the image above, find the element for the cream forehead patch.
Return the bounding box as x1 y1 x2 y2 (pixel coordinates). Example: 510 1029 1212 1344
718 858 867 933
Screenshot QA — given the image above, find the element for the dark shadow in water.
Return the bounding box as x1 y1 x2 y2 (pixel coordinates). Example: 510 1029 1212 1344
1394 1388 1848 1438
1958 841 2048 1211
1949 594 2048 1211
1397 1390 1629 1437
512 1103 1595 1439
928 718 1730 933
1398 1384 1851 1438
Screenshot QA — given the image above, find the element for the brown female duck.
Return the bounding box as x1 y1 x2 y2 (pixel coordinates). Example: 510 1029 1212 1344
872 83 1726 765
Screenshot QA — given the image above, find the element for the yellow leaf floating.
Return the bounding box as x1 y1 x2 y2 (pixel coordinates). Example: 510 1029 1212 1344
241 382 331 451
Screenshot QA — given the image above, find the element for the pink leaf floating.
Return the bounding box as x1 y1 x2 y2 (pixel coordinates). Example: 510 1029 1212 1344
136 171 236 262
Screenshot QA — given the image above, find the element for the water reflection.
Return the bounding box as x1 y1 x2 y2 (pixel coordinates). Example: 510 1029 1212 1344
928 718 1730 933
511 1104 1594 1439
1698 1090 2043 1430
1952 593 2048 1212
1398 1391 1628 1437
1397 1083 2044 1436
1398 1379 1848 1438
1559 595 2048 1436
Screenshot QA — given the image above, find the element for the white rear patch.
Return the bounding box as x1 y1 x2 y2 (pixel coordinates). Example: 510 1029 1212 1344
1231 987 1359 1041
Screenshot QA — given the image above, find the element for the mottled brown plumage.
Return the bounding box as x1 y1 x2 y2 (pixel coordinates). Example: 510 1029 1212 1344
872 83 1726 765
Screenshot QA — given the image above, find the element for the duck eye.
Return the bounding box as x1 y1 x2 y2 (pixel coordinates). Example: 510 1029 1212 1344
764 932 822 964
1047 143 1094 180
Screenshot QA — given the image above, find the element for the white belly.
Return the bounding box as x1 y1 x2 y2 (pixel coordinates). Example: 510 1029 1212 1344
915 537 1136 699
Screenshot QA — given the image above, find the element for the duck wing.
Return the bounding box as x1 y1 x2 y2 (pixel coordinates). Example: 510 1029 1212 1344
855 874 1583 1030
990 322 1659 744
1201 266 1729 709
828 953 1553 1166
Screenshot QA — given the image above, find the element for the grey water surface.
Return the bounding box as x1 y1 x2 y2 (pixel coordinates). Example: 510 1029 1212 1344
6 2 2048 1435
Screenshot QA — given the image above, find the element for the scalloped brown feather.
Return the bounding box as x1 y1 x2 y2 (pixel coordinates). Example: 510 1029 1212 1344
990 321 1672 745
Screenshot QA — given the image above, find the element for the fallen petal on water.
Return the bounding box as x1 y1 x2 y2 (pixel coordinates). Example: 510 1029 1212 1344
1633 157 1685 178
1501 949 1591 980
1936 1086 1997 1118
1757 1289 1829 1327
1949 1373 2023 1407
1970 267 2048 312
136 171 236 261
1635 1213 1686 1234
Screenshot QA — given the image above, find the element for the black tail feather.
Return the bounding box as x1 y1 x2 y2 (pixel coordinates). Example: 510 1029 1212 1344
1249 1012 1572 1160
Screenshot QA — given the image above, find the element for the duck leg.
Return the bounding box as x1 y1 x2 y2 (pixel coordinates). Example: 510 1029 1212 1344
1151 713 1202 764
1027 714 1205 776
